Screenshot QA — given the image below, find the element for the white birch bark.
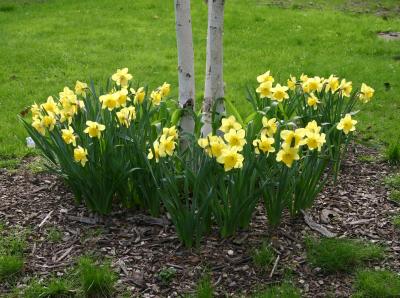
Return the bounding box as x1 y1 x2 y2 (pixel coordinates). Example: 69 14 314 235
201 0 225 136
175 0 196 134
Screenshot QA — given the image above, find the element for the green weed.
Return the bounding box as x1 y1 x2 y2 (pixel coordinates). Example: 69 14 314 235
252 282 301 298
0 255 24 281
385 142 400 165
158 267 177 286
252 242 276 271
306 238 384 273
353 270 400 298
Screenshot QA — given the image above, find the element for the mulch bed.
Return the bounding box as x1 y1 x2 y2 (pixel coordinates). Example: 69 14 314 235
0 144 399 297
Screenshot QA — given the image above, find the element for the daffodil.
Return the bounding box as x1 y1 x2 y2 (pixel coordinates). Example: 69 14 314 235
160 82 171 97
287 75 297 90
280 128 305 148
150 90 162 106
162 126 178 140
302 81 310 94
224 129 246 151
216 148 244 171
253 135 275 155
74 146 88 166
271 84 289 102
307 93 320 110
159 135 176 157
307 77 323 92
257 71 274 83
209 136 226 158
339 79 352 97
116 106 136 127
276 144 300 168
261 117 277 137
75 81 88 97
219 116 242 133
300 73 309 82
131 87 146 104
148 140 160 162
303 132 326 151
256 81 273 99
41 96 59 115
99 93 118 111
337 114 357 134
61 126 76 146
41 115 56 131
31 103 41 118
114 88 130 107
84 121 106 138
32 118 46 135
59 87 77 107
305 120 321 134
359 83 374 103
111 68 133 88
325 75 339 93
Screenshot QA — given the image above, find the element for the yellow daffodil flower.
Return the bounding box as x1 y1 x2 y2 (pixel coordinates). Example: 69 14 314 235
359 83 374 103
61 126 76 146
116 106 136 127
74 146 88 166
41 115 56 131
337 114 357 134
150 90 162 106
303 132 326 151
287 75 297 90
325 75 339 93
160 82 171 97
339 79 352 97
256 81 273 99
271 84 289 102
148 140 160 162
162 126 179 140
280 128 305 148
300 73 308 82
307 77 323 92
99 93 118 111
75 81 88 97
131 87 146 104
216 148 244 171
114 88 130 107
209 136 226 158
219 116 242 133
305 120 321 134
111 68 133 88
307 93 320 110
253 135 275 155
32 118 46 135
59 87 78 107
84 121 106 138
159 135 176 157
224 128 246 151
41 96 59 115
276 144 300 168
261 117 277 137
257 71 275 83
31 103 41 118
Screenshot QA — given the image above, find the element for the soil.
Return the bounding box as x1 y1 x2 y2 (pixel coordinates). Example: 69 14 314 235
0 144 399 297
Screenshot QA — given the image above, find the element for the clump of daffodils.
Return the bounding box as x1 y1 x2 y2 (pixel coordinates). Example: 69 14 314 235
198 116 246 171
148 126 179 162
29 68 171 168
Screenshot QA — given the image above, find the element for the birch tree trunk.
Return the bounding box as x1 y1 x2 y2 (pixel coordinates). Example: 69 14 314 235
175 0 196 134
201 0 225 136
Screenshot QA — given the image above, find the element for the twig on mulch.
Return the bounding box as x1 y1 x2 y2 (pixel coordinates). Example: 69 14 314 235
302 210 337 238
269 254 280 278
38 210 53 228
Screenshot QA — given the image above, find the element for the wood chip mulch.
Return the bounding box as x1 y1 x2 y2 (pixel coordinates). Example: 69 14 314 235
0 144 399 297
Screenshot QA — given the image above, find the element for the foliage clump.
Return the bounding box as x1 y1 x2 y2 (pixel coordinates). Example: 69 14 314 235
306 238 384 273
252 282 301 298
353 270 400 298
78 257 116 297
252 242 276 271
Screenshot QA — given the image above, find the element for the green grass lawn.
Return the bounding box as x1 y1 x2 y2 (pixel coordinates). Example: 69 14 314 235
0 0 399 161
